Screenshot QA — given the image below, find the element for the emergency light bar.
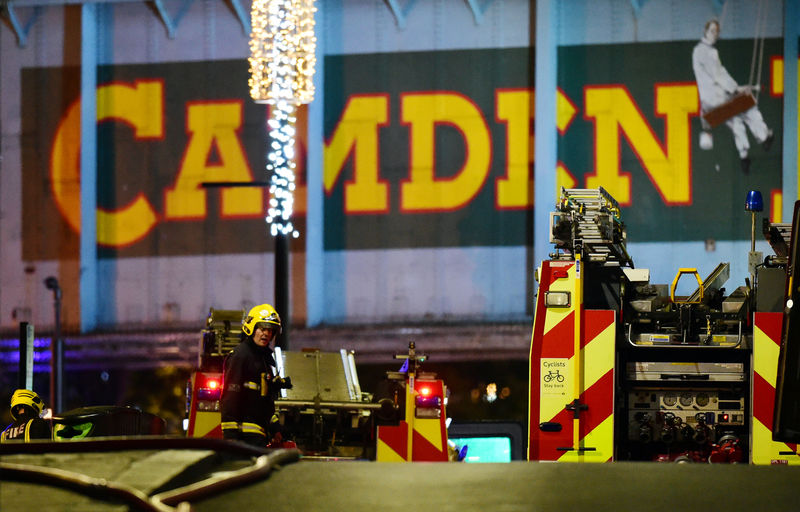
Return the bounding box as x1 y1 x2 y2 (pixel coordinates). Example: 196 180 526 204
196 375 222 401
414 383 442 419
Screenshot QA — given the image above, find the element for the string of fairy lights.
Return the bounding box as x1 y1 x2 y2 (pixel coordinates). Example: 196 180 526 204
248 0 317 238
265 102 299 237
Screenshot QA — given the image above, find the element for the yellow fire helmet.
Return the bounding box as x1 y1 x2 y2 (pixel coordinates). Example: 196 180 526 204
242 303 282 336
11 389 44 419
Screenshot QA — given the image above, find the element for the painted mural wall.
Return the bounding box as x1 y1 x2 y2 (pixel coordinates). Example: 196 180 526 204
0 0 788 335
1 2 268 333
552 0 785 293
318 0 787 322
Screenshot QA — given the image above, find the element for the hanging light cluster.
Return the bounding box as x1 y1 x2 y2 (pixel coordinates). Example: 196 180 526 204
248 0 316 105
249 0 317 238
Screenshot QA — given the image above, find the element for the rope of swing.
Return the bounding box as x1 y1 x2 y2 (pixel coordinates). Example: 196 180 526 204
748 0 769 102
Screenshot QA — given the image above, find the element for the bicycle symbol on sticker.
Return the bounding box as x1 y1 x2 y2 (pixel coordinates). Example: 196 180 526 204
541 358 568 395
543 370 565 383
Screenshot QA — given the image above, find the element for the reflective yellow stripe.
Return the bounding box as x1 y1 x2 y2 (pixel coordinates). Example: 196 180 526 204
221 421 241 431
573 254 582 454
241 422 266 436
243 382 259 390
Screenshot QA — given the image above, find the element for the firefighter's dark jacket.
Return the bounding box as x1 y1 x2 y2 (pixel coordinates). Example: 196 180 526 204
221 337 278 435
1 417 51 442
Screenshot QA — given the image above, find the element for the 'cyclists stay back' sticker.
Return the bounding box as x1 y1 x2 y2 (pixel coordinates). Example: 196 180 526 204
541 358 569 396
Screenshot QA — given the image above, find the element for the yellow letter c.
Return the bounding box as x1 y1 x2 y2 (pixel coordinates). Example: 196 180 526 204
50 80 162 247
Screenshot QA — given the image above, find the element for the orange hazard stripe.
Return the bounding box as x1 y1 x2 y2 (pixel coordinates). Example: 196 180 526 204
541 312 576 358
529 303 614 461
753 373 779 432
578 369 614 438
537 409 574 460
535 369 614 461
412 381 448 455
205 424 222 439
377 421 409 460
578 311 615 460
757 312 782 346
377 420 448 462
753 312 800 462
753 313 781 431
583 310 612 349
412 429 448 461
529 262 567 459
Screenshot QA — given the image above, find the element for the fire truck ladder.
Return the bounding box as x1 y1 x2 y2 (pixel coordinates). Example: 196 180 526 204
550 187 633 268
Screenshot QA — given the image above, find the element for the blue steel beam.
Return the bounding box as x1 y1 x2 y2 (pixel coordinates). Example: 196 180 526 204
464 0 495 25
711 0 727 16
629 0 649 18
1 3 42 48
534 0 557 296
80 3 98 332
3 0 141 4
384 0 417 30
3 0 250 42
225 0 250 35
305 0 324 327
150 0 193 39
785 0 799 222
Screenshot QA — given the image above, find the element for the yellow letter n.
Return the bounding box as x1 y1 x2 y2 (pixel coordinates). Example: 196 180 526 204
584 84 698 206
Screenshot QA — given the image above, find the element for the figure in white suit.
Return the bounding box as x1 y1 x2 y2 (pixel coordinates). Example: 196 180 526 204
692 19 773 172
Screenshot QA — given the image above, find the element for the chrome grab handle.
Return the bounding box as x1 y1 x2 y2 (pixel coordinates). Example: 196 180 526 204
626 321 743 348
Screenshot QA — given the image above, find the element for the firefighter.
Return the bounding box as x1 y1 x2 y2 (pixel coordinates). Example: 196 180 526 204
1 389 51 442
220 303 292 447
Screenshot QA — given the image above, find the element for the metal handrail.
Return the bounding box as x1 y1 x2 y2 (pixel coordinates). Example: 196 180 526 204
625 321 744 349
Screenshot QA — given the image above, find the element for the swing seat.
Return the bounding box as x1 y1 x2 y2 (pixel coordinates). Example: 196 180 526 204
702 92 756 128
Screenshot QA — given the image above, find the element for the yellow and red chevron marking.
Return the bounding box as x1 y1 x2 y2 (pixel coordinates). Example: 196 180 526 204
753 312 800 464
377 421 410 461
191 416 222 439
528 260 615 462
187 372 223 439
376 380 448 462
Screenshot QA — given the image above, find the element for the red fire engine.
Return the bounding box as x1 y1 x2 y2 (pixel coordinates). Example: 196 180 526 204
528 187 799 464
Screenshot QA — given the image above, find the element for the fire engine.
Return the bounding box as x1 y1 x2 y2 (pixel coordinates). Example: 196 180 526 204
528 187 799 464
374 342 451 462
185 310 450 460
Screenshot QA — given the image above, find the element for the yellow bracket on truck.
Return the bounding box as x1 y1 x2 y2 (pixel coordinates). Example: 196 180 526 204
670 268 704 304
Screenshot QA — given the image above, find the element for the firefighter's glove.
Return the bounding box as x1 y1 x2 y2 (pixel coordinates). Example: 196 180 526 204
275 376 293 390
269 413 282 436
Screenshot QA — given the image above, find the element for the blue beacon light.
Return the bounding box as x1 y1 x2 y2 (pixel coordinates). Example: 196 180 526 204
745 191 763 278
745 190 763 212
